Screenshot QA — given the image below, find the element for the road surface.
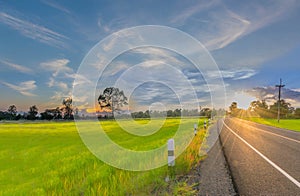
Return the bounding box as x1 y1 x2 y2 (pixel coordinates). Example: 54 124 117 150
220 117 300 195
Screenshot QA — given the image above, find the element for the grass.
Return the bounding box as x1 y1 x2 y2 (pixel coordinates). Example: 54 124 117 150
0 118 207 195
241 117 300 132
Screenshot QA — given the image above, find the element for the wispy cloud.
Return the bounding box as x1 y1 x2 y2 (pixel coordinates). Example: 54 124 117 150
2 80 37 96
173 1 298 50
64 73 92 87
50 91 71 101
40 59 72 77
205 69 257 80
41 0 71 14
171 0 220 25
47 77 68 90
0 59 33 74
203 10 251 50
0 11 68 48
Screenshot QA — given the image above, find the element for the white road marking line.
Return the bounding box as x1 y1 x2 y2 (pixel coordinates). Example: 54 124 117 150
223 121 300 189
235 119 300 144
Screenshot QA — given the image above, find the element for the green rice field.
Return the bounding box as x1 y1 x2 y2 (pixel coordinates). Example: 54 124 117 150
242 118 300 132
0 118 207 195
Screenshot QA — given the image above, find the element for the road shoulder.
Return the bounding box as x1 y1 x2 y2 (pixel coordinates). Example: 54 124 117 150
186 123 237 195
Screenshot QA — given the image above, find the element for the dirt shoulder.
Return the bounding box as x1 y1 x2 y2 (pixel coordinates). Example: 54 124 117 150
186 122 237 195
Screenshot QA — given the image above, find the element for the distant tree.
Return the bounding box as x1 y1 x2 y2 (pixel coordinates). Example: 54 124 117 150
229 102 239 116
27 105 38 120
200 108 211 118
62 97 73 120
7 105 17 120
294 108 300 118
167 110 173 117
269 99 292 119
98 87 128 118
0 111 10 121
249 100 270 117
40 109 54 120
54 107 62 119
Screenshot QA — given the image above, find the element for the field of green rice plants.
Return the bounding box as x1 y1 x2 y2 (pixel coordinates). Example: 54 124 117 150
0 118 207 195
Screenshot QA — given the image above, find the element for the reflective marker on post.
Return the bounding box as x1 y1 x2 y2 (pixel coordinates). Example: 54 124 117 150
168 139 175 166
194 123 197 135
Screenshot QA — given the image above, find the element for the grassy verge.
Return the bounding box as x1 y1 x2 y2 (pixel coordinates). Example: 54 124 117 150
0 118 206 195
241 117 300 132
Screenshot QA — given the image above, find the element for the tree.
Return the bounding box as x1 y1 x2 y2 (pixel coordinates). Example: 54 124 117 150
200 108 211 118
269 99 291 119
40 109 54 120
98 87 128 118
229 102 238 116
294 108 300 118
62 97 73 120
27 105 38 120
7 105 17 120
249 100 269 117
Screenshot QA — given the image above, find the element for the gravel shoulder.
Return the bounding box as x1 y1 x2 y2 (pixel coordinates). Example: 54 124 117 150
186 122 237 195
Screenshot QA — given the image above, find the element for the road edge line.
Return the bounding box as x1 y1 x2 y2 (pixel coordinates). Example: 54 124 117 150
223 120 300 189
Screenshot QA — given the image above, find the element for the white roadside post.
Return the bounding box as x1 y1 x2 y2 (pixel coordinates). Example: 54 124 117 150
204 120 207 129
166 138 175 181
168 139 175 166
194 123 197 135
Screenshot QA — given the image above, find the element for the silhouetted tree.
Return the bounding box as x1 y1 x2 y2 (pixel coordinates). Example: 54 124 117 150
27 105 38 120
98 87 128 118
62 97 73 119
7 105 17 120
229 102 239 116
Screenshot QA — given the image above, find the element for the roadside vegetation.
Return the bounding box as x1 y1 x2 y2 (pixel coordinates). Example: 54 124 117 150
239 117 300 132
0 118 207 195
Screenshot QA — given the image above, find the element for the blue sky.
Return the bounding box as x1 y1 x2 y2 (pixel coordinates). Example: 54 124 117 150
0 0 300 112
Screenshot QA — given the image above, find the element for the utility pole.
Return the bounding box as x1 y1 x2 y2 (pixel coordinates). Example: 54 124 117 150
275 78 285 123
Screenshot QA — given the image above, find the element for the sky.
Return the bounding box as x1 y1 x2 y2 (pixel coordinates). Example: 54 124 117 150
0 0 300 112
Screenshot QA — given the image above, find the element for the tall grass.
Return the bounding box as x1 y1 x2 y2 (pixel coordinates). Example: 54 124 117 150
241 117 300 132
0 118 206 195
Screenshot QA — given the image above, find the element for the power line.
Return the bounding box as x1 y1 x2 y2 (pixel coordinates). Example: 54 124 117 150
275 78 285 123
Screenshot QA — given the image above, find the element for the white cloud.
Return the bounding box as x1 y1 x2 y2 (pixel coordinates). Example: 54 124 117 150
64 73 92 86
205 69 257 80
0 59 33 74
47 77 68 90
50 91 71 101
132 47 182 65
2 80 37 96
40 59 72 77
0 11 68 48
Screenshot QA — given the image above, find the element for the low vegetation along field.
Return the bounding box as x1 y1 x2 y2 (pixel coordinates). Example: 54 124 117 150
0 118 207 195
243 118 300 132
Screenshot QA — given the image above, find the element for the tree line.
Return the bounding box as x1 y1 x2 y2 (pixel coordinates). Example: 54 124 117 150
0 86 225 121
229 99 300 119
0 97 75 121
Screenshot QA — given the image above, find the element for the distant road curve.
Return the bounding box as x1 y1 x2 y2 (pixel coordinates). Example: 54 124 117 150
220 117 300 195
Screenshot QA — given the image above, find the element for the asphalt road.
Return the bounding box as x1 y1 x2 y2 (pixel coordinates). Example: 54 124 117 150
220 117 300 195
